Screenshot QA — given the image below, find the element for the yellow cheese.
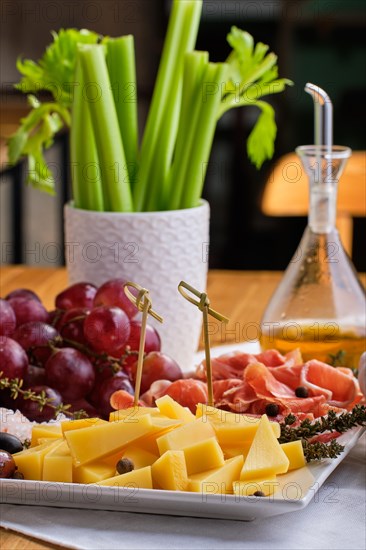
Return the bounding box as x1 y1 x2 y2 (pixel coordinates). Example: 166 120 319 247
151 450 188 491
220 444 251 460
13 440 62 480
31 424 62 447
189 456 244 494
183 437 225 475
240 415 289 480
109 407 162 422
120 446 158 470
64 414 155 465
155 395 195 423
233 475 278 497
42 441 73 483
96 466 153 489
61 418 106 433
73 461 116 484
198 405 280 443
157 419 215 455
280 440 306 471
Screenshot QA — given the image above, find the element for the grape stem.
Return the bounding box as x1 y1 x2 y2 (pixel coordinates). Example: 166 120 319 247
0 373 87 419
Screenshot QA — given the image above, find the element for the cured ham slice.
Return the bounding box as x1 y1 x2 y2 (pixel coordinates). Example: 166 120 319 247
300 360 362 408
244 362 296 399
214 379 257 413
196 352 257 381
163 379 208 413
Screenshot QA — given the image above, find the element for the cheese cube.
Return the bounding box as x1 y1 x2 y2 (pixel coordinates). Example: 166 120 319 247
155 395 195 423
151 450 188 491
189 456 244 494
197 404 280 440
96 466 153 489
280 440 306 471
220 444 251 460
42 441 73 483
65 414 154 465
13 440 62 480
183 437 225 475
157 419 215 455
233 475 278 497
31 424 62 447
73 461 116 484
240 415 289 480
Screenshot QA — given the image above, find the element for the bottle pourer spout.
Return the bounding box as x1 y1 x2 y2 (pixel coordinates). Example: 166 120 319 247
305 83 333 149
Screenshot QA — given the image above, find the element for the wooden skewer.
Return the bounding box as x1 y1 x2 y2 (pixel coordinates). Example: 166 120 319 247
124 282 163 406
178 281 229 407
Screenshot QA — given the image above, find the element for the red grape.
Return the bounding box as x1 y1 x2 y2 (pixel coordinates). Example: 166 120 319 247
119 321 161 373
16 385 62 422
0 336 28 379
13 322 60 367
126 320 161 354
55 282 97 310
45 348 95 400
97 373 134 418
23 365 47 388
84 306 130 356
93 279 138 319
58 308 89 346
6 289 41 302
8 297 48 327
130 352 183 394
0 299 16 336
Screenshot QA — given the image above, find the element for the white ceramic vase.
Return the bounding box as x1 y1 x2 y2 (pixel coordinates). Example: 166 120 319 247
64 201 210 372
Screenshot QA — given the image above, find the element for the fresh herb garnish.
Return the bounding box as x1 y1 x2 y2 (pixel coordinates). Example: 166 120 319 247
0 374 88 419
279 406 366 462
279 406 366 443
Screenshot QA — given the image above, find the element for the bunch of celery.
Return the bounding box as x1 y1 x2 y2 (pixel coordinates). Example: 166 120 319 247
8 0 292 212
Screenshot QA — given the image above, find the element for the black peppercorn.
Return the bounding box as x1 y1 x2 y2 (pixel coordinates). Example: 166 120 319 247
295 386 309 398
252 491 265 497
265 403 279 417
116 457 134 475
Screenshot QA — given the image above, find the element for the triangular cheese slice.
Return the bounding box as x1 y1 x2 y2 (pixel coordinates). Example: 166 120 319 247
240 414 289 480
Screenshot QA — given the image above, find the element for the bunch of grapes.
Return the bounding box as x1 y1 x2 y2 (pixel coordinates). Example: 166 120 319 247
0 279 183 421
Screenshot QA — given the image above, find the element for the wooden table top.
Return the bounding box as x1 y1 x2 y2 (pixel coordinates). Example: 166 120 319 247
0 266 282 548
0 265 365 549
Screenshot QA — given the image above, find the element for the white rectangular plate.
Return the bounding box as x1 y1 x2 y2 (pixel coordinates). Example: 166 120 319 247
0 427 363 521
0 343 364 521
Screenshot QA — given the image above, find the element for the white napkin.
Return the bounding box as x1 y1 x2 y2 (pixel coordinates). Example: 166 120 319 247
1 434 365 550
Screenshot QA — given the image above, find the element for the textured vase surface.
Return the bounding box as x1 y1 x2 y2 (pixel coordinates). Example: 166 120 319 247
64 201 210 371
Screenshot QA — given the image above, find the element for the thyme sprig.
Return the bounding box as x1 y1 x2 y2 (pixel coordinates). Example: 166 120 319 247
279 406 366 444
302 439 345 462
279 405 366 462
0 374 88 419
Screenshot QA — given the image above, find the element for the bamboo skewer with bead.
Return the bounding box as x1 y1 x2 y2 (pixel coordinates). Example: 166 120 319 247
178 281 229 407
124 282 163 406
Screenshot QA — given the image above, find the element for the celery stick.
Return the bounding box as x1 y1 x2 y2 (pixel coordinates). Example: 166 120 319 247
106 36 138 188
180 62 229 209
70 60 104 211
167 51 209 211
134 0 202 211
79 45 133 212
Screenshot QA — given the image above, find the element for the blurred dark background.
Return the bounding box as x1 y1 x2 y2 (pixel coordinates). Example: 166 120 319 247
1 0 365 270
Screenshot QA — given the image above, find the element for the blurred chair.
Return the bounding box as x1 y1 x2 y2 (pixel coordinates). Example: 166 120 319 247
261 151 366 257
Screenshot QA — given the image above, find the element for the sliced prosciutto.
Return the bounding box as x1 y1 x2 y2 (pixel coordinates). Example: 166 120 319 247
299 360 362 408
